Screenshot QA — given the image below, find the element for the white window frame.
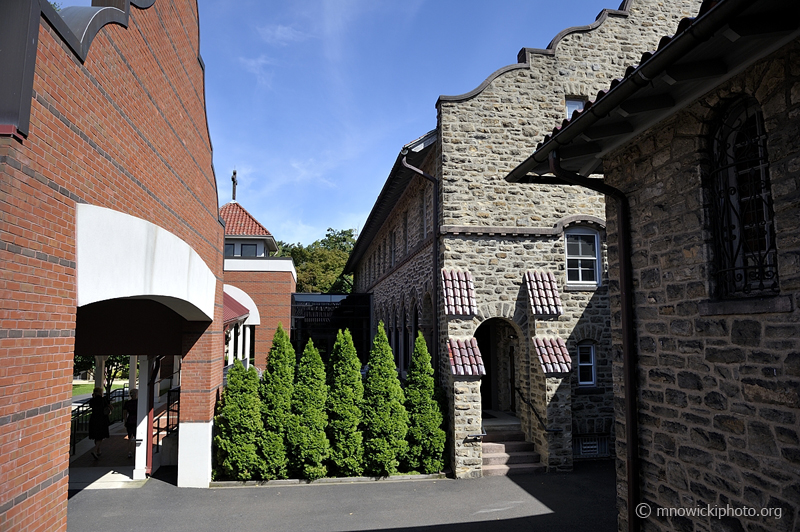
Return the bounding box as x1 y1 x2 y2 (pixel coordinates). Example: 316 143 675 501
577 342 596 387
565 228 600 288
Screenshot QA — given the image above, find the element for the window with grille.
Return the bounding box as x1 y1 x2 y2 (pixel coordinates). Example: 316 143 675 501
708 97 778 298
565 229 599 286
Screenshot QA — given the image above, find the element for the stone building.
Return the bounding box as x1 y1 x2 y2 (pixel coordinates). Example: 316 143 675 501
344 0 701 478
1 1 224 529
508 0 800 530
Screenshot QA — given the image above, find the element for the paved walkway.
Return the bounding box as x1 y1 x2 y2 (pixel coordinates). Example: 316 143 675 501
67 460 616 532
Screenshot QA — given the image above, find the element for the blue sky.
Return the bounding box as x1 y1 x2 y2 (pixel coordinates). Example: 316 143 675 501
64 0 617 244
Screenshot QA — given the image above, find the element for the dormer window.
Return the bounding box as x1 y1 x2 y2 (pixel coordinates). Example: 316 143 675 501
241 243 257 257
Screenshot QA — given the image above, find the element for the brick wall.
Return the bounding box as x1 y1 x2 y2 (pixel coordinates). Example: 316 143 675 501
0 2 222 529
224 270 296 370
603 39 800 532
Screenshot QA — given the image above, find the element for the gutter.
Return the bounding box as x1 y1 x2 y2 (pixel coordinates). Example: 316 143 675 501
400 152 440 382
548 151 641 532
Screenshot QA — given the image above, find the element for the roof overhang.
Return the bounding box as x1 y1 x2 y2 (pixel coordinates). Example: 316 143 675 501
507 0 800 181
344 130 437 273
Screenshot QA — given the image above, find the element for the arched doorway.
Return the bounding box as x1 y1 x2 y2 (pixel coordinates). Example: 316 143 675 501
475 318 521 413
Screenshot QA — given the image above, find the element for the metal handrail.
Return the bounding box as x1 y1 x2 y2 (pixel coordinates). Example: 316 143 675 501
153 386 180 453
69 384 129 455
514 386 563 433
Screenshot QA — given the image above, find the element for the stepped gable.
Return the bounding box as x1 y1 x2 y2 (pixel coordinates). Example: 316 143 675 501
442 269 477 315
447 338 486 376
220 202 272 237
525 270 563 316
533 337 572 374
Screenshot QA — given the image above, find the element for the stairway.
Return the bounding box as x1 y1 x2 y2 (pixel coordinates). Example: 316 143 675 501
481 412 545 476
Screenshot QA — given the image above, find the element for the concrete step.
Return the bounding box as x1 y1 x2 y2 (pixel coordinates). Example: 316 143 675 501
482 440 536 454
482 462 547 476
482 430 525 442
482 451 541 466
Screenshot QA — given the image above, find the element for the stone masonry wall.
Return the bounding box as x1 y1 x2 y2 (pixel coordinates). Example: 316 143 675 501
603 40 800 532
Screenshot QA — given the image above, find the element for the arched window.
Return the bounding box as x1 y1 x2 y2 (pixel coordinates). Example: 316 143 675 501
577 341 596 387
565 227 600 287
708 97 777 298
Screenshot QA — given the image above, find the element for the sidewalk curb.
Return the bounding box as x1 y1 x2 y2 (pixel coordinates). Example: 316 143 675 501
210 472 447 488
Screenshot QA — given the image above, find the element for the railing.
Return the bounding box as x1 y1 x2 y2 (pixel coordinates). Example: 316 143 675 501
515 386 563 433
70 385 129 455
153 387 180 453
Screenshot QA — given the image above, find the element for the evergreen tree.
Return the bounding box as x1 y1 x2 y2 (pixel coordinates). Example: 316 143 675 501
404 332 445 473
362 322 408 476
259 324 294 479
326 329 364 477
213 359 266 480
287 339 330 480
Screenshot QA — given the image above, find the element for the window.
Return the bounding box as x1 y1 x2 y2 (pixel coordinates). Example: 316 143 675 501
708 97 777 298
566 98 585 119
224 243 235 257
241 243 257 257
403 212 409 254
565 229 599 285
577 342 596 386
390 231 396 267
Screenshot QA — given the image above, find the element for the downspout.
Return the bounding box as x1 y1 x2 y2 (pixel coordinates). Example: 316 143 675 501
400 151 440 382
549 150 640 532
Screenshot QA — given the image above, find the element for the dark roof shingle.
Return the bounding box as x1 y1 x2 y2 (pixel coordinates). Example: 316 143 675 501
525 270 563 316
447 337 486 377
442 269 477 315
533 337 572 374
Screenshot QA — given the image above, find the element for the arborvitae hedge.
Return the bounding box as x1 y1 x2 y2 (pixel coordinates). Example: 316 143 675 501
287 339 330 480
259 324 294 479
404 332 445 473
213 359 266 480
362 322 408 476
326 329 364 477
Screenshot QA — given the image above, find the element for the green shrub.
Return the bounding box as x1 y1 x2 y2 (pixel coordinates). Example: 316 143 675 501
213 359 266 480
326 329 364 476
362 322 408 476
287 339 330 480
259 324 294 479
404 332 445 473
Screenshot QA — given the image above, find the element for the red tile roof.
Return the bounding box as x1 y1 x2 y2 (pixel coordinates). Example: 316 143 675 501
447 337 486 377
525 270 563 316
223 291 249 327
533 337 572 374
219 202 272 237
442 269 477 315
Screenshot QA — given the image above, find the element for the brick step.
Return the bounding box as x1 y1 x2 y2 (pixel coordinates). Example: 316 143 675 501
482 430 525 442
482 441 536 454
482 462 547 476
482 451 540 466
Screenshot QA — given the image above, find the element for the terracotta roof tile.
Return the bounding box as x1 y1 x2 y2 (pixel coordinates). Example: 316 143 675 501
442 269 477 315
533 337 572 374
219 202 272 237
223 291 250 327
525 270 563 316
447 337 486 377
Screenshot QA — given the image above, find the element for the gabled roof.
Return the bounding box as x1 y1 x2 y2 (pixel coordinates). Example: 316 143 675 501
507 0 800 180
343 130 437 273
223 291 249 327
219 202 272 237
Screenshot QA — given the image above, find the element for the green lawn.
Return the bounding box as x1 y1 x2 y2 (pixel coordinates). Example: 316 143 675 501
72 383 124 396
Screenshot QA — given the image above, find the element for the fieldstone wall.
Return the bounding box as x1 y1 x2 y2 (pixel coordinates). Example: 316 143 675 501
603 40 800 532
450 376 483 478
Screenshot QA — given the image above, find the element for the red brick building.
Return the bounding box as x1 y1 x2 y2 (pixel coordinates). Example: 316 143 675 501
1 1 223 529
220 201 296 371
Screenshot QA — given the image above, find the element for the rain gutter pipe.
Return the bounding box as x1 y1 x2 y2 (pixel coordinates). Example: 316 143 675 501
549 150 640 532
400 151 440 381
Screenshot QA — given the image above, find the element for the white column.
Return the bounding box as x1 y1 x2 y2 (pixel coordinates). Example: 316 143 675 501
177 421 212 488
133 359 149 480
129 355 137 390
226 328 234 366
236 324 245 362
243 326 252 369
94 356 106 390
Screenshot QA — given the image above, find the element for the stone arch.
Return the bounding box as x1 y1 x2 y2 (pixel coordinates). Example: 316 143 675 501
474 316 524 413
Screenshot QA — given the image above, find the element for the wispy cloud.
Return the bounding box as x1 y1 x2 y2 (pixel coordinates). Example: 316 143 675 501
238 55 276 87
256 24 310 46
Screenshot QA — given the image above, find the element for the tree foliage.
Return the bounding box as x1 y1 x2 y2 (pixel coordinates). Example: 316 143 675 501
287 339 330 480
213 360 266 480
326 329 364 477
362 322 408 476
259 324 294 479
404 332 445 473
277 228 355 293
